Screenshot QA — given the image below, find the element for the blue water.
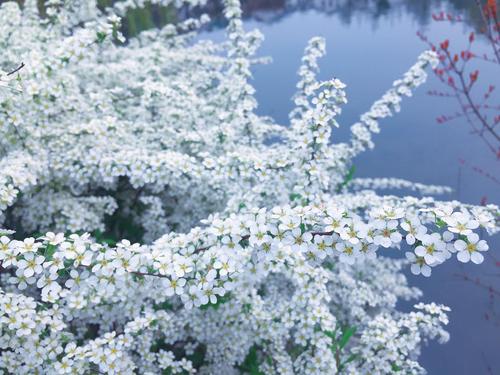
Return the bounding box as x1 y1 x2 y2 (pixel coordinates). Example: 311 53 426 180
202 2 499 374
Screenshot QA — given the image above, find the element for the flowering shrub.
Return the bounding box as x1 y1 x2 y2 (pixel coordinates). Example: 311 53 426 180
0 0 499 374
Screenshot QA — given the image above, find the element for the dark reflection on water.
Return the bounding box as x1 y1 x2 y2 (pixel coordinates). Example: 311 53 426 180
184 0 486 28
109 0 489 36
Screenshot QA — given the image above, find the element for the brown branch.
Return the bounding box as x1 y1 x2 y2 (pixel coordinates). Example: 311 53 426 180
454 272 500 298
444 49 500 143
131 270 170 279
6 62 25 76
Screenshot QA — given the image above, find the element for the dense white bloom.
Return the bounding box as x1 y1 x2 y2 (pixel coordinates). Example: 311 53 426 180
0 0 497 373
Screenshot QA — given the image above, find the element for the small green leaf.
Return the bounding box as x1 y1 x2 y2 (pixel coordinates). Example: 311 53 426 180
44 244 57 261
239 345 265 375
217 132 226 143
153 300 173 311
338 353 360 371
338 326 356 350
323 329 336 339
300 223 306 233
343 353 359 365
336 165 356 193
435 217 447 229
96 31 107 43
391 362 402 372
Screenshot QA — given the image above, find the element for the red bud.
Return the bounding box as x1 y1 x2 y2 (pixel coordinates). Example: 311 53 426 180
486 0 497 18
470 70 479 83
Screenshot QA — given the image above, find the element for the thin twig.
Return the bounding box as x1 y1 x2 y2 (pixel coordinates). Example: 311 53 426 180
6 62 25 76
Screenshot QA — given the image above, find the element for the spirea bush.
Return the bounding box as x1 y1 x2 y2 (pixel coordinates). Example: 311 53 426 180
0 0 498 374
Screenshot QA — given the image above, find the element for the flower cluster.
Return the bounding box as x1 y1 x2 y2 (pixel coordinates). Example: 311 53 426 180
0 0 498 374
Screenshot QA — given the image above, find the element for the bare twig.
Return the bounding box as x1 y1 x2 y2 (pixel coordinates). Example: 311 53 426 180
6 62 25 76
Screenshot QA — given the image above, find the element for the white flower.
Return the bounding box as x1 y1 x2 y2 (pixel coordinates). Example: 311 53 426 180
415 233 446 265
195 269 217 290
165 277 186 296
454 233 489 264
37 273 61 294
0 235 12 260
43 232 65 245
16 318 35 337
373 220 402 248
249 223 270 246
16 237 42 254
406 252 432 277
324 207 345 233
339 220 367 245
336 242 360 264
286 228 312 252
16 252 45 277
400 217 426 245
445 211 479 235
213 254 236 277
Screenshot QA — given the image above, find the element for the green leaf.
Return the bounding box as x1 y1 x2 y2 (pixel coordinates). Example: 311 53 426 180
153 300 173 311
96 31 107 43
343 353 359 365
44 244 57 261
300 223 306 233
435 217 447 229
239 345 265 375
217 132 226 143
323 329 336 340
338 326 356 350
187 345 206 368
338 353 360 371
242 303 252 313
336 165 356 193
391 362 402 372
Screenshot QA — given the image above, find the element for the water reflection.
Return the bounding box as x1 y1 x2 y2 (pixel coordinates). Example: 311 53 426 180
112 0 487 36
184 0 485 28
0 0 486 32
